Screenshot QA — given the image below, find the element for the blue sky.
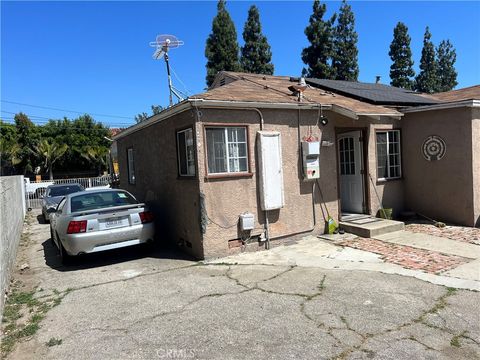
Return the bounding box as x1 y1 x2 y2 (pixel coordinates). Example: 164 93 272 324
1 1 479 127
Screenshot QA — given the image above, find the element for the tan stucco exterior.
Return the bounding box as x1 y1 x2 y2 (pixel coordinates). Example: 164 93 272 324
117 104 406 259
402 107 477 226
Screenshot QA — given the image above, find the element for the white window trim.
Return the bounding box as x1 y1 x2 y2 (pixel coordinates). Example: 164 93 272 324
376 130 402 181
206 126 249 175
177 128 195 177
127 147 135 184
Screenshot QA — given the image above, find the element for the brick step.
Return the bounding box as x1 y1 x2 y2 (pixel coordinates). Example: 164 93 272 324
339 216 405 238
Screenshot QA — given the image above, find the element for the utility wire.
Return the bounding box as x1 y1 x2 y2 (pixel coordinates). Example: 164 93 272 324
1 100 134 120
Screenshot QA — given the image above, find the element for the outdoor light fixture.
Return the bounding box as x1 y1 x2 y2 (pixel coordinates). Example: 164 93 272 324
320 116 328 126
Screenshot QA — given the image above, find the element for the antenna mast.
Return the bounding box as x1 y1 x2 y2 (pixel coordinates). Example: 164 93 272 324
150 34 185 107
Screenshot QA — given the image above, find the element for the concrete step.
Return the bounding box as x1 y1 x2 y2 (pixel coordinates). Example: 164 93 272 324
339 215 405 238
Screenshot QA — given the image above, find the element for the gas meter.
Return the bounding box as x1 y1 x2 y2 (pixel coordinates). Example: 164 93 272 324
302 141 320 180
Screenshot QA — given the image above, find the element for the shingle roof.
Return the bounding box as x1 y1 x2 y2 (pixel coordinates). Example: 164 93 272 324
192 72 402 117
305 78 439 106
428 85 480 102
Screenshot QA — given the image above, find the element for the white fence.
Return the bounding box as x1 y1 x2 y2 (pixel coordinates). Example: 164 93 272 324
25 175 111 209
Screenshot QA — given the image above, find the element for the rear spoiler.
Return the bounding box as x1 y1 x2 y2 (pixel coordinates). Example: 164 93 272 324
72 203 146 216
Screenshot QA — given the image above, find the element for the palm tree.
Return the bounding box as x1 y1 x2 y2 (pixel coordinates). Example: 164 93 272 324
0 139 22 175
34 139 68 180
81 145 110 176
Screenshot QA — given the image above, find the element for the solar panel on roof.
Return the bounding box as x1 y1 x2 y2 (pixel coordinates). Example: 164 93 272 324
305 78 439 106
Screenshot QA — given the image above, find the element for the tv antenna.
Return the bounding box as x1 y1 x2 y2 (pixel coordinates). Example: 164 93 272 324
149 34 185 107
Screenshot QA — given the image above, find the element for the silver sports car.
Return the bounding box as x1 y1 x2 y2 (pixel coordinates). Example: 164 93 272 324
49 189 155 264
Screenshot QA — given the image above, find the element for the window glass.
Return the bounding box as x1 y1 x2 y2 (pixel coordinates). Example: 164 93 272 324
376 130 401 180
70 191 137 212
177 128 195 176
48 185 83 197
127 148 135 184
206 127 248 174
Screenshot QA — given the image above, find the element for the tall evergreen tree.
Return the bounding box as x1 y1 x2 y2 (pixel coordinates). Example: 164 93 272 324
240 5 274 75
331 0 358 81
436 39 458 92
14 112 38 175
388 22 415 89
301 0 336 79
415 27 438 93
205 0 240 87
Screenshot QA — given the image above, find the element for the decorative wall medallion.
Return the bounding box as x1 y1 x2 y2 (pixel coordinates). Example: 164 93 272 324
422 135 446 161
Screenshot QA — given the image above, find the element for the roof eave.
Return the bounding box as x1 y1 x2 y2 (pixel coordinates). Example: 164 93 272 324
402 99 480 113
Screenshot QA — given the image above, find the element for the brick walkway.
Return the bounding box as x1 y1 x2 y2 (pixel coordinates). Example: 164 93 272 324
339 238 470 274
405 222 480 245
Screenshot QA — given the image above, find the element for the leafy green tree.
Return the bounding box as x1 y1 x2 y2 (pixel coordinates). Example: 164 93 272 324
415 27 438 93
436 40 458 92
14 113 39 175
240 5 274 75
389 22 415 89
301 0 337 79
0 138 22 175
135 112 149 123
81 145 110 176
205 0 240 87
34 139 68 180
135 105 163 123
41 115 110 175
331 0 358 81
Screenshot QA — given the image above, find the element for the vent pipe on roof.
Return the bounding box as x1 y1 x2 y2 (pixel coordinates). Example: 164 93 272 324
289 77 308 102
375 76 381 84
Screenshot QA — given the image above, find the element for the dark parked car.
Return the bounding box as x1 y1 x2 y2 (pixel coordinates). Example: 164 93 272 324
49 189 155 264
42 184 84 222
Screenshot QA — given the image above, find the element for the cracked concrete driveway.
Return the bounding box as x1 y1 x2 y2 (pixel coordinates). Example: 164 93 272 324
3 211 479 360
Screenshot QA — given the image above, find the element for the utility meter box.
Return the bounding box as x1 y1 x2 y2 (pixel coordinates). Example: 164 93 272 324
239 213 255 231
302 141 320 179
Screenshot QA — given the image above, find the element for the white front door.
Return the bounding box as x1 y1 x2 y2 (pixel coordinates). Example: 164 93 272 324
338 131 364 213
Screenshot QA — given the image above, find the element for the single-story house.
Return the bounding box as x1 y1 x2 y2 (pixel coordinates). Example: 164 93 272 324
113 72 480 259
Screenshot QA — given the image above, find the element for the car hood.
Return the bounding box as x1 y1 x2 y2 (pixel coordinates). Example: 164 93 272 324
44 196 64 207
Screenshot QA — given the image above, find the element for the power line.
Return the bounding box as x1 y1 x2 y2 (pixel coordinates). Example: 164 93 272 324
1 100 134 120
0 117 133 129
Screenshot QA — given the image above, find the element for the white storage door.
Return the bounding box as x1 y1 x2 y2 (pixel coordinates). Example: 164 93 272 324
257 131 285 210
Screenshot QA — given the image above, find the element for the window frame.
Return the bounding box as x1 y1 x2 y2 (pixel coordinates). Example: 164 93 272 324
176 127 196 178
203 124 252 179
375 129 402 181
127 147 136 185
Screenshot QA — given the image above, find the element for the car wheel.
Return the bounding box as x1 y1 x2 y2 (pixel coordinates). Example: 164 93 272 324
50 226 54 245
56 233 71 265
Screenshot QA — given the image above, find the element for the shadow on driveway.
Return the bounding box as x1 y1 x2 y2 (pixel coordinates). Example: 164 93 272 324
42 238 196 272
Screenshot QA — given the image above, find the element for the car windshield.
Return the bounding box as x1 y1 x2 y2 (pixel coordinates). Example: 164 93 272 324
70 191 138 212
48 185 83 197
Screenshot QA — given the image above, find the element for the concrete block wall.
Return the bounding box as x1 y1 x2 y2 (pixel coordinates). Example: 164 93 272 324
0 175 26 322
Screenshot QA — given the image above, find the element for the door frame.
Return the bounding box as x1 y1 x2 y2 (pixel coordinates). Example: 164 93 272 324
335 127 371 221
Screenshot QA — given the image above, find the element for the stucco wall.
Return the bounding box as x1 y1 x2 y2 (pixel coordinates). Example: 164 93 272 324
332 114 404 217
117 110 204 258
402 107 475 226
116 105 405 260
0 175 26 322
196 108 339 258
472 108 480 227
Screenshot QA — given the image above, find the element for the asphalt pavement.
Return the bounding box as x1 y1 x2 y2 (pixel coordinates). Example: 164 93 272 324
3 211 479 360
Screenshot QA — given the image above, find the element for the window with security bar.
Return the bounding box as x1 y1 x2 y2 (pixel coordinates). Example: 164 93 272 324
206 127 248 174
376 130 401 180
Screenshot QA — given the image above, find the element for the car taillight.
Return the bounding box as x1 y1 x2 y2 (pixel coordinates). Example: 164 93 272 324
139 211 154 224
67 220 87 234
